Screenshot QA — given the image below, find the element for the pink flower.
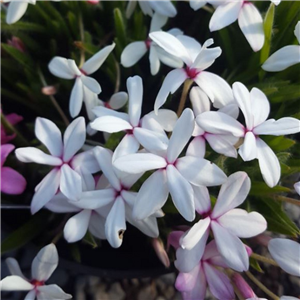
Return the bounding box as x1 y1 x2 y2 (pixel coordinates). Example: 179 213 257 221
1 144 26 195
1 112 23 144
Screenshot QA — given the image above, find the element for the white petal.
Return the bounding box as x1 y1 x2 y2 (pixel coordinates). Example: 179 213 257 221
90 115 132 133
295 181 300 195
121 41 148 67
206 133 238 158
15 147 62 166
150 12 168 32
25 290 36 300
133 170 169 220
149 45 161 75
6 1 29 24
218 103 239 119
149 1 177 18
262 45 300 72
186 136 206 158
112 134 140 162
88 212 106 240
167 165 195 222
155 46 184 69
81 43 115 75
60 164 82 201
109 92 128 109
127 76 143 127
190 0 207 10
64 210 92 243
5 258 26 278
35 118 63 157
176 35 202 63
190 86 211 116
250 87 270 127
194 72 234 107
144 109 178 132
167 108 194 163
48 57 75 79
67 59 81 76
69 78 84 118
0 275 33 291
268 238 300 277
256 138 280 188
81 75 101 94
125 0 136 18
70 150 101 174
154 68 187 113
238 131 257 161
63 117 86 162
238 2 264 52
105 197 126 248
176 156 227 187
113 153 167 174
92 106 129 120
218 208 267 238
37 284 72 299
209 1 242 31
45 193 80 213
295 21 300 43
212 221 249 272
212 171 250 218
138 1 153 16
193 185 211 215
31 243 58 281
83 86 98 120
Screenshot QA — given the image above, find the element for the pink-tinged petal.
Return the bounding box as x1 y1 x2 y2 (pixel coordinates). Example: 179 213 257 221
238 2 264 52
186 136 206 158
294 181 300 195
206 134 238 158
64 209 92 243
127 76 143 127
60 164 82 201
25 290 36 300
167 165 195 222
168 231 184 250
250 87 270 127
105 196 126 248
193 185 211 215
112 134 140 162
37 284 72 299
1 167 26 195
113 153 167 174
88 211 106 240
69 78 84 118
190 86 210 116
90 115 132 133
175 265 201 292
133 170 169 220
63 117 86 162
268 238 300 277
0 275 33 291
109 92 128 110
144 109 178 132
154 68 187 114
176 156 227 187
0 144 15 168
45 193 80 213
6 258 26 278
231 273 256 299
218 208 267 238
81 75 101 94
15 147 62 166
212 171 250 218
212 221 249 272
31 168 61 214
202 240 228 268
6 113 23 125
149 31 190 64
253 117 300 136
149 45 161 75
262 45 300 72
71 150 101 174
167 108 194 163
194 72 234 108
209 1 242 31
149 1 177 18
204 262 235 300
81 43 115 75
93 147 121 191
121 41 148 67
196 111 244 137
31 243 58 281
48 57 75 79
238 131 257 161
256 138 280 188
35 118 63 157
6 1 29 24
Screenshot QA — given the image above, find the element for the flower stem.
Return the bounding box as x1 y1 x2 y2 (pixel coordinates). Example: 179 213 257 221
274 195 300 206
245 271 280 300
78 13 85 68
177 79 193 117
251 253 279 266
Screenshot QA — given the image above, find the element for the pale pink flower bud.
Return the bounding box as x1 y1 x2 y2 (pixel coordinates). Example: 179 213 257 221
232 273 256 298
152 238 170 268
7 37 25 53
41 86 57 96
245 245 253 256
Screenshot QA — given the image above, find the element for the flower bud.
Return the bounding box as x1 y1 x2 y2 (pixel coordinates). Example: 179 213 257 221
41 86 57 96
7 37 26 53
152 238 170 268
231 273 256 298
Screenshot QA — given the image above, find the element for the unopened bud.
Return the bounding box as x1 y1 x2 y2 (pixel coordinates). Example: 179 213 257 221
7 37 25 53
87 0 99 4
152 238 170 268
232 273 256 298
245 244 253 256
41 86 57 96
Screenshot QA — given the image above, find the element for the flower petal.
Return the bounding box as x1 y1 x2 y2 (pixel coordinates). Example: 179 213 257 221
109 92 128 109
238 131 257 161
6 1 29 24
250 87 270 127
25 290 36 300
48 56 75 78
1 167 27 195
5 258 26 278
88 211 106 240
193 185 211 215
190 0 207 10
149 0 177 18
190 86 211 116
69 78 84 118
90 115 132 133
81 75 101 94
37 284 72 299
149 45 161 75
150 12 168 32
186 136 206 158
1 144 15 166
205 134 238 158
0 275 33 291
121 41 148 67
295 21 300 43
112 134 140 162
71 150 101 174
60 164 82 201
176 35 202 63
127 76 143 127
45 193 80 213
144 109 178 132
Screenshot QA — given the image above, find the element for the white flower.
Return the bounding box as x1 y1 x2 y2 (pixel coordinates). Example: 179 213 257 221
262 21 300 71
268 238 300 277
126 0 177 18
197 82 300 187
295 181 300 195
15 117 100 214
4 0 36 24
48 43 115 118
121 13 183 75
0 244 72 300
180 172 267 272
113 108 227 222
149 31 234 113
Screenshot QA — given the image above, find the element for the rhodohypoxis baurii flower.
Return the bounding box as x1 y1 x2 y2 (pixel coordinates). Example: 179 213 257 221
48 43 115 118
169 233 235 300
295 181 300 195
1 111 23 144
198 82 300 187
3 0 36 24
121 13 183 75
0 244 72 299
268 238 300 277
262 21 300 71
114 108 227 222
181 172 267 272
1 144 26 195
149 32 233 113
126 0 177 18
15 117 100 214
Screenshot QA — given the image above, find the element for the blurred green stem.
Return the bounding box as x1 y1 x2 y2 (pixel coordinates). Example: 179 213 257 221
177 79 193 117
79 13 85 68
251 253 278 266
274 195 300 206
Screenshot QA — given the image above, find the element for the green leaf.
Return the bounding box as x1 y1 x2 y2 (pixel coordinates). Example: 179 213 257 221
69 244 81 263
249 182 291 196
114 8 127 51
263 136 295 152
1 22 46 33
83 231 98 248
1 212 49 255
104 131 125 150
250 257 264 273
